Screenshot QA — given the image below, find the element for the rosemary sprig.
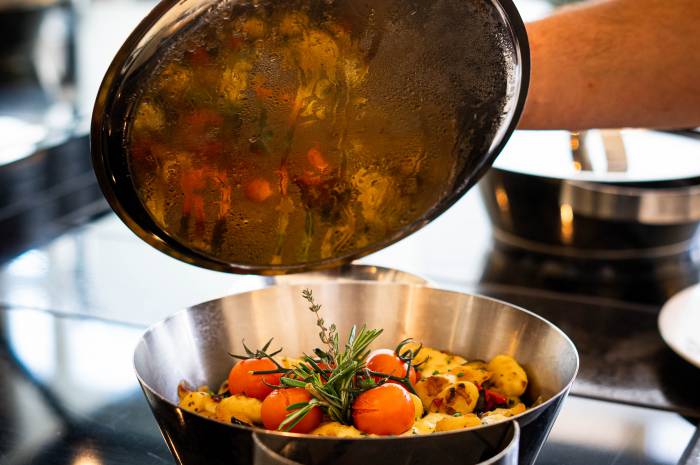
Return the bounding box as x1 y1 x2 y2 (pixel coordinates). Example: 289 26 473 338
248 289 428 431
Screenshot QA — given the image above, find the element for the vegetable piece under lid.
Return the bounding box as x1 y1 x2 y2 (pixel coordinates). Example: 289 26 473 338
91 0 529 274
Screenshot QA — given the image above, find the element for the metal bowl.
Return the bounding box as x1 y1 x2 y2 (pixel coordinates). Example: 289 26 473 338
134 283 578 465
264 264 429 287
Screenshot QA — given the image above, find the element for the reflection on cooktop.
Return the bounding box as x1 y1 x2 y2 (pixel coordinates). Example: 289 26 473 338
479 241 700 306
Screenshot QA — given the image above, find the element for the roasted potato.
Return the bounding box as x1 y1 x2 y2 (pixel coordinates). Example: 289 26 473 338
179 391 218 418
214 394 262 424
482 402 526 418
487 355 528 397
435 413 481 432
415 374 456 409
311 422 363 438
407 412 451 435
451 361 491 385
405 344 467 377
430 382 479 415
409 393 424 421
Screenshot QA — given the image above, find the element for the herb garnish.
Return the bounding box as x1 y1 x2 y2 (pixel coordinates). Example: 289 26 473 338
246 289 422 431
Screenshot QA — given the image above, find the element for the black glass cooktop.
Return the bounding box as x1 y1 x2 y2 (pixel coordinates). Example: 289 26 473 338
0 305 696 465
0 209 699 465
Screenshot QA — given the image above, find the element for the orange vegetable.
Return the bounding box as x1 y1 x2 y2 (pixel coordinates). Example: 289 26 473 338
366 348 417 386
261 388 322 433
228 358 282 400
352 384 414 435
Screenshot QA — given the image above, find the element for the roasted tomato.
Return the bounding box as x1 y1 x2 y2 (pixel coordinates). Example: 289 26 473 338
366 349 417 386
228 358 282 400
352 384 414 435
261 388 322 433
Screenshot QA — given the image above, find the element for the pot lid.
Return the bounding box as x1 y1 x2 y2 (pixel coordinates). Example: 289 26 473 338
493 129 700 184
91 0 529 274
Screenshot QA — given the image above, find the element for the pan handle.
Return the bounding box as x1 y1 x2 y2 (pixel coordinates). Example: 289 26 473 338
560 180 700 225
478 420 520 465
679 424 700 465
251 421 521 465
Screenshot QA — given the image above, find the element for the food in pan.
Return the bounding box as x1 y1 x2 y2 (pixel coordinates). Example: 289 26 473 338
177 290 530 436
126 1 509 268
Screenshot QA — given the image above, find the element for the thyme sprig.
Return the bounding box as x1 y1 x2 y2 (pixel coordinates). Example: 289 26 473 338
301 288 338 361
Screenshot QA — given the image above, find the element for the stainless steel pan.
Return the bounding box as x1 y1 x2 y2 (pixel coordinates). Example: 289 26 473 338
480 130 700 259
134 283 578 465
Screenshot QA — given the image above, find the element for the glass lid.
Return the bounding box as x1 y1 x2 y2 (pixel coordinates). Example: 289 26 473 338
91 0 529 274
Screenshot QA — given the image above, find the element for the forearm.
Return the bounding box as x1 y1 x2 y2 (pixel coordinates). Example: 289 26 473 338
519 0 700 130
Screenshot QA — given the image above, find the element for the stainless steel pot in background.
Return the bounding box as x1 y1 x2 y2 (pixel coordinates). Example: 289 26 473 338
480 130 700 260
134 283 578 465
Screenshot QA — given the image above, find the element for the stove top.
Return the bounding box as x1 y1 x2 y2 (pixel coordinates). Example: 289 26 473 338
0 306 695 465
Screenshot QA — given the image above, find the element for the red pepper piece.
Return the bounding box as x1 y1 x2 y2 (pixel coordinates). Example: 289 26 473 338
484 389 508 410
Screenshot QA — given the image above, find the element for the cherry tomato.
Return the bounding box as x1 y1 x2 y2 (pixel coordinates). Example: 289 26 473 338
366 349 417 386
228 358 282 400
352 384 414 435
261 388 322 433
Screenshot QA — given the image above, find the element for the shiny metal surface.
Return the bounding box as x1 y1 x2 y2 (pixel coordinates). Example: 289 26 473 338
134 283 578 465
479 168 700 259
570 130 628 174
253 421 520 465
265 264 429 287
480 421 520 465
561 181 700 225
481 127 700 259
90 0 530 275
